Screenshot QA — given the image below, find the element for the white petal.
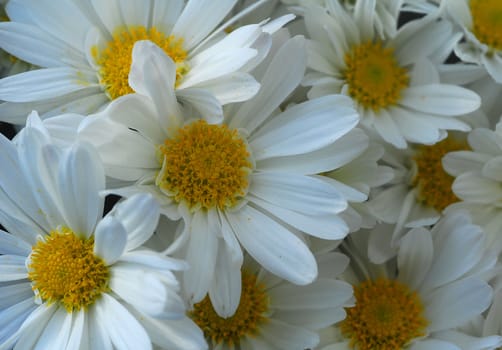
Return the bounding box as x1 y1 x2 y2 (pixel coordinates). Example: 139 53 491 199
129 40 182 129
452 172 502 204
250 95 358 160
400 84 481 116
229 36 306 133
171 0 236 50
256 128 368 175
104 94 167 144
13 304 57 350
0 68 96 102
227 205 317 285
269 279 353 310
111 193 160 251
110 265 183 319
250 172 347 215
196 72 260 105
424 278 492 332
0 231 31 256
371 108 407 148
0 22 84 68
397 227 433 290
138 314 207 350
93 216 127 265
95 294 152 350
420 216 485 291
0 255 28 281
482 156 502 181
57 141 104 237
209 239 242 317
175 88 223 123
66 310 86 350
180 48 257 88
249 195 349 240
409 339 461 350
0 282 33 311
260 318 319 349
183 210 219 304
32 308 72 350
0 298 36 348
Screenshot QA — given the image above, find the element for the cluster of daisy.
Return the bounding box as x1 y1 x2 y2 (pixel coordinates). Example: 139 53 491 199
1 0 502 349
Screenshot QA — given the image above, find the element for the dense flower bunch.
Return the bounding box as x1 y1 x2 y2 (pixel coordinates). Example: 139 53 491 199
0 0 502 349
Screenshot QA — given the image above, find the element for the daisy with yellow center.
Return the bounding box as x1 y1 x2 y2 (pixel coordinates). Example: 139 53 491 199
79 37 362 316
0 0 288 124
323 210 495 350
189 253 353 349
0 114 206 350
303 0 479 148
367 136 469 263
444 0 502 83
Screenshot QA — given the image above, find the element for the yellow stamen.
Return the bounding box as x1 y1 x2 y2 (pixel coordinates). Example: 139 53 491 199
92 26 189 100
470 0 502 51
412 138 468 212
156 120 252 210
344 41 409 111
340 278 428 350
28 228 109 312
189 270 269 346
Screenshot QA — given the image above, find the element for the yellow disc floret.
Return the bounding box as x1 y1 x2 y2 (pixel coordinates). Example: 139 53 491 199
341 278 428 350
189 270 269 346
470 0 502 51
156 120 253 210
344 41 409 111
92 26 189 100
28 228 109 313
412 138 467 212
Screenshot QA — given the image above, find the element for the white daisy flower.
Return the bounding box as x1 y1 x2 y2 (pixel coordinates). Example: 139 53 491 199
443 121 502 254
444 0 502 83
0 0 287 124
303 0 480 148
188 251 354 350
0 113 206 350
322 210 495 350
76 36 360 315
367 136 468 262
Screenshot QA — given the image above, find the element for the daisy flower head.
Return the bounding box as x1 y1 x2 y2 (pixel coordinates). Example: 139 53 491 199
77 35 361 315
444 0 502 83
367 135 469 262
442 120 502 254
303 0 480 148
188 251 354 350
0 112 206 349
326 210 495 350
0 0 286 124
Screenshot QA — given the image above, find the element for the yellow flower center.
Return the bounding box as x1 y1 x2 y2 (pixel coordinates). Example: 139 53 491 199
189 271 269 346
156 120 253 211
470 0 502 51
27 228 109 313
412 138 467 212
92 26 189 100
340 278 428 350
344 41 409 111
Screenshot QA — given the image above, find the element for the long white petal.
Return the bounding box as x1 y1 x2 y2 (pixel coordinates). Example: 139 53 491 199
227 205 317 285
